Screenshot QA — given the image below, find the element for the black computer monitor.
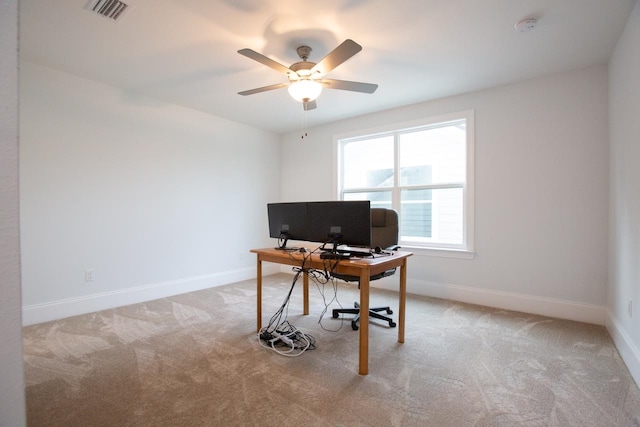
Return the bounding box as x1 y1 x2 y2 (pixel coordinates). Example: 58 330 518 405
267 202 309 249
267 201 371 250
307 201 371 249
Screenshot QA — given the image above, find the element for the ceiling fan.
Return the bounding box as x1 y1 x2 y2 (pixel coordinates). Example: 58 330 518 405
237 39 378 111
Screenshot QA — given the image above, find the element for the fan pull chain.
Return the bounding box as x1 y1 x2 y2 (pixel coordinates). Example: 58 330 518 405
301 108 308 139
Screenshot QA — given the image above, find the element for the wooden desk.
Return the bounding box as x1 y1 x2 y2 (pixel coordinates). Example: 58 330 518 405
250 247 412 375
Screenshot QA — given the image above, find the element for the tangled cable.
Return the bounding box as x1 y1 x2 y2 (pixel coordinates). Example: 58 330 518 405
257 268 316 356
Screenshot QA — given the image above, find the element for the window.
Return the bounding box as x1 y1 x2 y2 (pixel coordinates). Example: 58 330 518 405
337 111 474 255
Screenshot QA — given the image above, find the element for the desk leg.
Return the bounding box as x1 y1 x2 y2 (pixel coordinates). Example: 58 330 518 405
256 256 262 332
398 258 407 344
359 269 370 375
303 270 309 315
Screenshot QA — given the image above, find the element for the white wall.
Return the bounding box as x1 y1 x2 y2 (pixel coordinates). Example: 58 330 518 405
0 0 26 424
20 62 280 324
608 0 640 386
281 65 610 325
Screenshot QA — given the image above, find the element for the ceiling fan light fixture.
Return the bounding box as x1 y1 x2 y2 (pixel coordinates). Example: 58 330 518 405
238 39 375 108
288 79 323 102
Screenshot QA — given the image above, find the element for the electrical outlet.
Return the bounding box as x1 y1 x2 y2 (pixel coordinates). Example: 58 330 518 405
85 269 95 282
629 300 633 318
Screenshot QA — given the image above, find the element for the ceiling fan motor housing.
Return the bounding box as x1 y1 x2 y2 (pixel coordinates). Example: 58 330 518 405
296 45 312 61
289 61 317 81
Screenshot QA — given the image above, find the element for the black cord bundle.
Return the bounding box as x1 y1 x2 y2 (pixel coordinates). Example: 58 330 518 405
257 243 362 356
258 268 316 356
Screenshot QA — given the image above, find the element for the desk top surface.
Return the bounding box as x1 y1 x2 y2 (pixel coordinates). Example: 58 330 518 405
250 247 412 268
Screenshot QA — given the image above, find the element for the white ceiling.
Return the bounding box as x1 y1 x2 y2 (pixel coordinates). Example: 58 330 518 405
20 0 636 134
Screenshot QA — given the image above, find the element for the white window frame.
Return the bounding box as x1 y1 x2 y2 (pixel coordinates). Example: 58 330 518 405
333 110 475 259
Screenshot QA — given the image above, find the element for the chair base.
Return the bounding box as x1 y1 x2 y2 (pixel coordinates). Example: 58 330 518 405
332 302 396 331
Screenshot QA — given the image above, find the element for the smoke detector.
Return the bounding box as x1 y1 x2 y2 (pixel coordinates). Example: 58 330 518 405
514 17 538 33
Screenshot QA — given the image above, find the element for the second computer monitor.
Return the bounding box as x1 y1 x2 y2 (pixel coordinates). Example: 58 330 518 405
307 201 371 248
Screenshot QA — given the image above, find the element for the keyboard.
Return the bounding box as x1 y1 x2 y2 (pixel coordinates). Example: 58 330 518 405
333 246 374 258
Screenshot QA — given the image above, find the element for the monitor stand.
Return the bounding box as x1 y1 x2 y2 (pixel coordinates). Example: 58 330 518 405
275 236 299 251
320 240 338 253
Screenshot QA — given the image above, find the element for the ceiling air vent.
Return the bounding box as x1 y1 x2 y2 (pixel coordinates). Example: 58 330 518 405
85 0 130 22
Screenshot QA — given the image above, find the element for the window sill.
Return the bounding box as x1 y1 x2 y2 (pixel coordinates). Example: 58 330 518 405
400 246 475 260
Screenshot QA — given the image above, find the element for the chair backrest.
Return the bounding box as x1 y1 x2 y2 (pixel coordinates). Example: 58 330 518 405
370 208 399 249
330 208 399 283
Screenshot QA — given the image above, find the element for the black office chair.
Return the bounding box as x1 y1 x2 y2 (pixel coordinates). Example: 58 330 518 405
332 208 400 330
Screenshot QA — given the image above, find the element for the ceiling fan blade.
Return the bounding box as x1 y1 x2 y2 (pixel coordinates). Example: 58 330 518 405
238 82 290 96
238 48 292 75
322 79 378 94
303 100 317 111
310 39 362 76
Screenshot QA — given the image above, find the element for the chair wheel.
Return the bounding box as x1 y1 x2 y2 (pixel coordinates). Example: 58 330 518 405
387 309 393 315
332 312 339 319
351 321 359 331
389 321 397 328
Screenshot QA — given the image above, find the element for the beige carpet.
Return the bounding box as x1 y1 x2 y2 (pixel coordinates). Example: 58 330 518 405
24 273 640 426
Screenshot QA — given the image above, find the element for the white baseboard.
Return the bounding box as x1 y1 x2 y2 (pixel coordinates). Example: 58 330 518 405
606 311 640 386
22 264 280 326
373 277 607 326
24 266 606 328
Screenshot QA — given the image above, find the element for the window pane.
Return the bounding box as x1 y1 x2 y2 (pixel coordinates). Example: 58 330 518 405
400 189 432 238
401 187 463 245
343 135 394 189
338 111 472 251
344 191 392 210
399 123 466 186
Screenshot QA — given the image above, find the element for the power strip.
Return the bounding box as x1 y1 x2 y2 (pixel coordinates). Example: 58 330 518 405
270 332 294 345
